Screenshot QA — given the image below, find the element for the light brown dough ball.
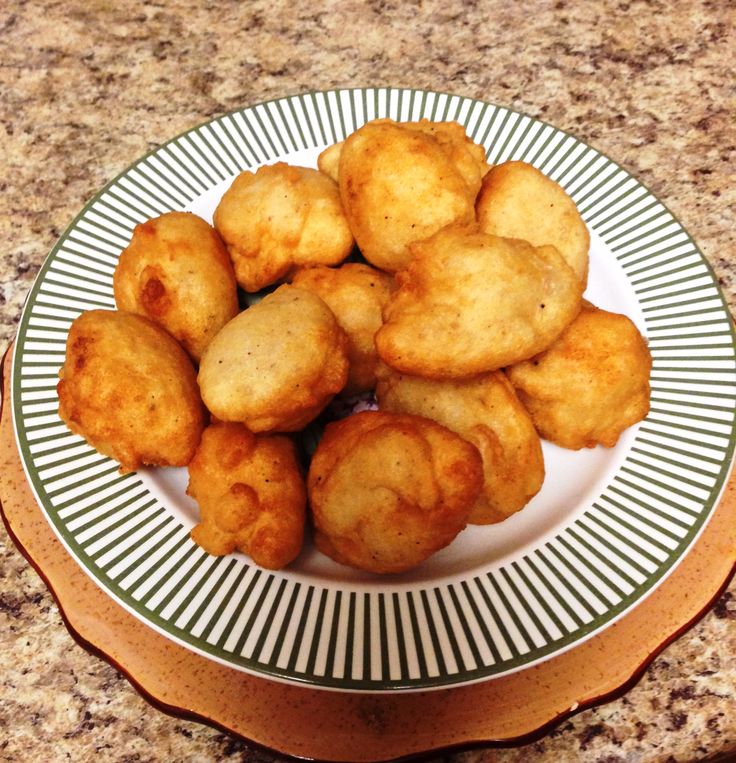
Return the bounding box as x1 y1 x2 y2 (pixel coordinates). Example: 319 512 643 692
375 225 583 378
402 118 490 198
307 411 483 574
319 118 489 196
317 140 342 183
187 422 306 569
113 211 239 362
57 310 205 473
338 120 478 272
198 285 349 433
506 302 652 449
290 263 394 394
213 162 354 292
376 367 544 524
477 161 590 286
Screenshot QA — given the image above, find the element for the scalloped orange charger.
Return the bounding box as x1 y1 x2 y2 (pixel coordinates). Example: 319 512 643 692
1 344 734 762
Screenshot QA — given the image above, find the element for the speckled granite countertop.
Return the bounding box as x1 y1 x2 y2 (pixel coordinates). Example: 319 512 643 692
1 1 734 761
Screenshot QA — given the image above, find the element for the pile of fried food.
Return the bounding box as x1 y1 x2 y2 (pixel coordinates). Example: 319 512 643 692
57 118 652 574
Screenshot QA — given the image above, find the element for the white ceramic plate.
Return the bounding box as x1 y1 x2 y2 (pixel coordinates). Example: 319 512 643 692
11 88 736 692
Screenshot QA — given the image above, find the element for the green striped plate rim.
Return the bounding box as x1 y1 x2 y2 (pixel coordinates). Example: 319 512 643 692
11 88 736 692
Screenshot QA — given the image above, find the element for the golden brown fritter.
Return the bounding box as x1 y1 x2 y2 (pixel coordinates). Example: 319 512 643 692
113 211 239 362
376 367 544 524
403 118 490 197
318 118 490 195
375 225 583 378
213 162 354 292
337 120 478 272
317 140 342 183
57 310 205 473
307 411 483 574
506 302 652 449
476 161 590 286
198 285 349 433
290 263 394 394
187 422 306 569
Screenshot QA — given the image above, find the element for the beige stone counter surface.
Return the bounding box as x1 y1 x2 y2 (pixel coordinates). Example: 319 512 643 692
1 1 734 761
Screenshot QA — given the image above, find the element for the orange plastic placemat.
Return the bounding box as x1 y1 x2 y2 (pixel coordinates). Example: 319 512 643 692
1 344 734 762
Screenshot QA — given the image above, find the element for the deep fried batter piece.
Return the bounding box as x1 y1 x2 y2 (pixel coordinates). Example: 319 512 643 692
506 302 652 449
307 411 483 574
375 225 583 378
113 211 239 362
477 161 590 286
198 285 349 432
337 120 478 272
213 162 354 292
317 141 342 183
376 367 544 524
187 422 306 569
318 118 490 196
57 310 205 472
402 119 490 197
290 263 394 394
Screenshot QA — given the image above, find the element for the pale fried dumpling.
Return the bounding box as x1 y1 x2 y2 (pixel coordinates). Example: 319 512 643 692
337 120 477 272
290 263 394 394
317 141 342 182
188 422 306 569
198 285 349 433
318 118 490 196
506 301 652 449
57 310 205 473
476 161 590 286
375 225 583 378
307 411 483 574
403 119 490 197
376 366 544 524
113 211 238 362
213 162 354 292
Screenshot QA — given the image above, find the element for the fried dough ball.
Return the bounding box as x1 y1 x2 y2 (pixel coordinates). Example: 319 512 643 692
213 162 354 292
477 161 590 286
337 120 478 272
308 411 483 574
317 141 342 183
290 263 394 393
401 119 490 196
376 367 544 524
375 225 583 378
318 118 490 196
113 211 238 362
187 422 306 569
506 302 652 449
198 285 349 432
57 310 205 473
